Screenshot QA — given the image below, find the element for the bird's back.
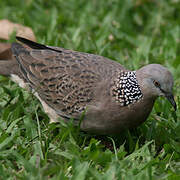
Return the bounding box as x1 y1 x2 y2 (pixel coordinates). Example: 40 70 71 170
11 39 126 120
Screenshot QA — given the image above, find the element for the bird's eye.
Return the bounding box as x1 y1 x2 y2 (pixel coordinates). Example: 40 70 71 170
153 80 160 87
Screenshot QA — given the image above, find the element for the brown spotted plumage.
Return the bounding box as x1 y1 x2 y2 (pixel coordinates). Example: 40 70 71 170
0 36 176 134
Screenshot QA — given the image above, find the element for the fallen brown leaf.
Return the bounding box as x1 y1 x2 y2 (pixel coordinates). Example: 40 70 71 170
0 19 36 41
0 48 12 60
0 43 11 53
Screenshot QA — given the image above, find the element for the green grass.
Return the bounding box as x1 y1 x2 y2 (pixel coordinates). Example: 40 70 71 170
0 0 180 179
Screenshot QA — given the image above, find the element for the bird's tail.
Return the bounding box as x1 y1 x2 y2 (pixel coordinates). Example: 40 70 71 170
0 59 19 76
0 47 19 76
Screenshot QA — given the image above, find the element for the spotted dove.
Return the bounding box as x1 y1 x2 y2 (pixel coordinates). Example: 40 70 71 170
0 37 176 134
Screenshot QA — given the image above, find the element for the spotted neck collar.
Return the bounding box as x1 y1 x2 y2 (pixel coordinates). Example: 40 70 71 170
112 71 143 106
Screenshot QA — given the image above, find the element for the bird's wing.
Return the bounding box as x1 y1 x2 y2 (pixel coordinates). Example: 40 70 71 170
11 40 111 119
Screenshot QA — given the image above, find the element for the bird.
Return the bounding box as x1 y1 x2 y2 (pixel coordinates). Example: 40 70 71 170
0 36 177 134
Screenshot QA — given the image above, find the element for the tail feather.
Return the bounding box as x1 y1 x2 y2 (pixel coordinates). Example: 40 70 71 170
16 36 49 50
16 36 62 53
11 43 28 57
0 60 19 76
1 36 61 78
0 44 19 77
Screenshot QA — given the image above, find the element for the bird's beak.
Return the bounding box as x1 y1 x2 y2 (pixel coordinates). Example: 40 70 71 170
165 93 177 111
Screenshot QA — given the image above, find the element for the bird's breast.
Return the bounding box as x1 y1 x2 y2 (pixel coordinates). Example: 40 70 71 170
80 96 155 134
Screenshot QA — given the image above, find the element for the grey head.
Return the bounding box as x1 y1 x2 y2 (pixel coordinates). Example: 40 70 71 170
136 64 176 110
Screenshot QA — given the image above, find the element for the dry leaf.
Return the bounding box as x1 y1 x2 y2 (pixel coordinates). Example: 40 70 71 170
0 19 36 41
0 48 12 60
0 42 12 60
0 43 11 53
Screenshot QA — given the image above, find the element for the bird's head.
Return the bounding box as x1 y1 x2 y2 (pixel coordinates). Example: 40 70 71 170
137 64 176 111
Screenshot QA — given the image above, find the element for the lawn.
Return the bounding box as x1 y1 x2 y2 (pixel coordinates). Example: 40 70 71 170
0 0 180 179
